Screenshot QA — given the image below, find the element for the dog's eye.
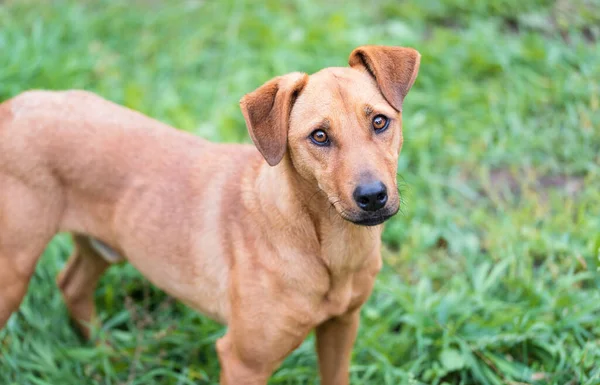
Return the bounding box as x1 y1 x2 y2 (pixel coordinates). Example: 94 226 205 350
310 129 330 146
372 115 389 133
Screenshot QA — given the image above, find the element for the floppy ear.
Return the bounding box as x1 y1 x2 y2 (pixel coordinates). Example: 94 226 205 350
240 72 309 166
348 45 421 111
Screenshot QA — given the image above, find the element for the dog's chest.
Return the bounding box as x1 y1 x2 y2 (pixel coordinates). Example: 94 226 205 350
316 236 381 319
322 274 356 316
322 249 381 319
317 266 377 321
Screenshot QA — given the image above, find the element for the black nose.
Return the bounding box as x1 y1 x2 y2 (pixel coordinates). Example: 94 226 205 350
353 181 388 212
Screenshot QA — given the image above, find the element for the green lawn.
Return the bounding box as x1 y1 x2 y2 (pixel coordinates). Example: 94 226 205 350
1 0 600 384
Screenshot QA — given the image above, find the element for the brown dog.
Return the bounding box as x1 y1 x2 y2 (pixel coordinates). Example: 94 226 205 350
0 45 420 384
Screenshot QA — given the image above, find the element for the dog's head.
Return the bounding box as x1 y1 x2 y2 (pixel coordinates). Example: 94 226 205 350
241 46 421 226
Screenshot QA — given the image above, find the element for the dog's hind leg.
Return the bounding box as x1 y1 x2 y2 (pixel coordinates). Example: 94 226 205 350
0 176 61 328
56 235 115 340
0 258 38 327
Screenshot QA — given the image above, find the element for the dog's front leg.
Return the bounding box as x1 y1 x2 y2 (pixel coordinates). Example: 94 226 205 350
316 310 360 385
216 312 311 385
216 334 274 385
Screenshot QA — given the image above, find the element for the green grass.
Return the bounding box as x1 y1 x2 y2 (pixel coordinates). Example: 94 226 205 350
1 0 600 384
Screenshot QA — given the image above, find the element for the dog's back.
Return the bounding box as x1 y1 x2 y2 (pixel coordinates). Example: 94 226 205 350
1 90 202 188
0 90 209 227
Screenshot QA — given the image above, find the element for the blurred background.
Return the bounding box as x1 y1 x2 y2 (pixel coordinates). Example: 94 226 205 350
1 0 599 384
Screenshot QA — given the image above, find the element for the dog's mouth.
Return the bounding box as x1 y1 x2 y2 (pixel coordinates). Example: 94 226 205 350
350 214 394 226
328 197 399 227
335 206 399 227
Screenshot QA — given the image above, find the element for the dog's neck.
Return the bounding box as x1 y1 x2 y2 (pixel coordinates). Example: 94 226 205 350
251 154 382 272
